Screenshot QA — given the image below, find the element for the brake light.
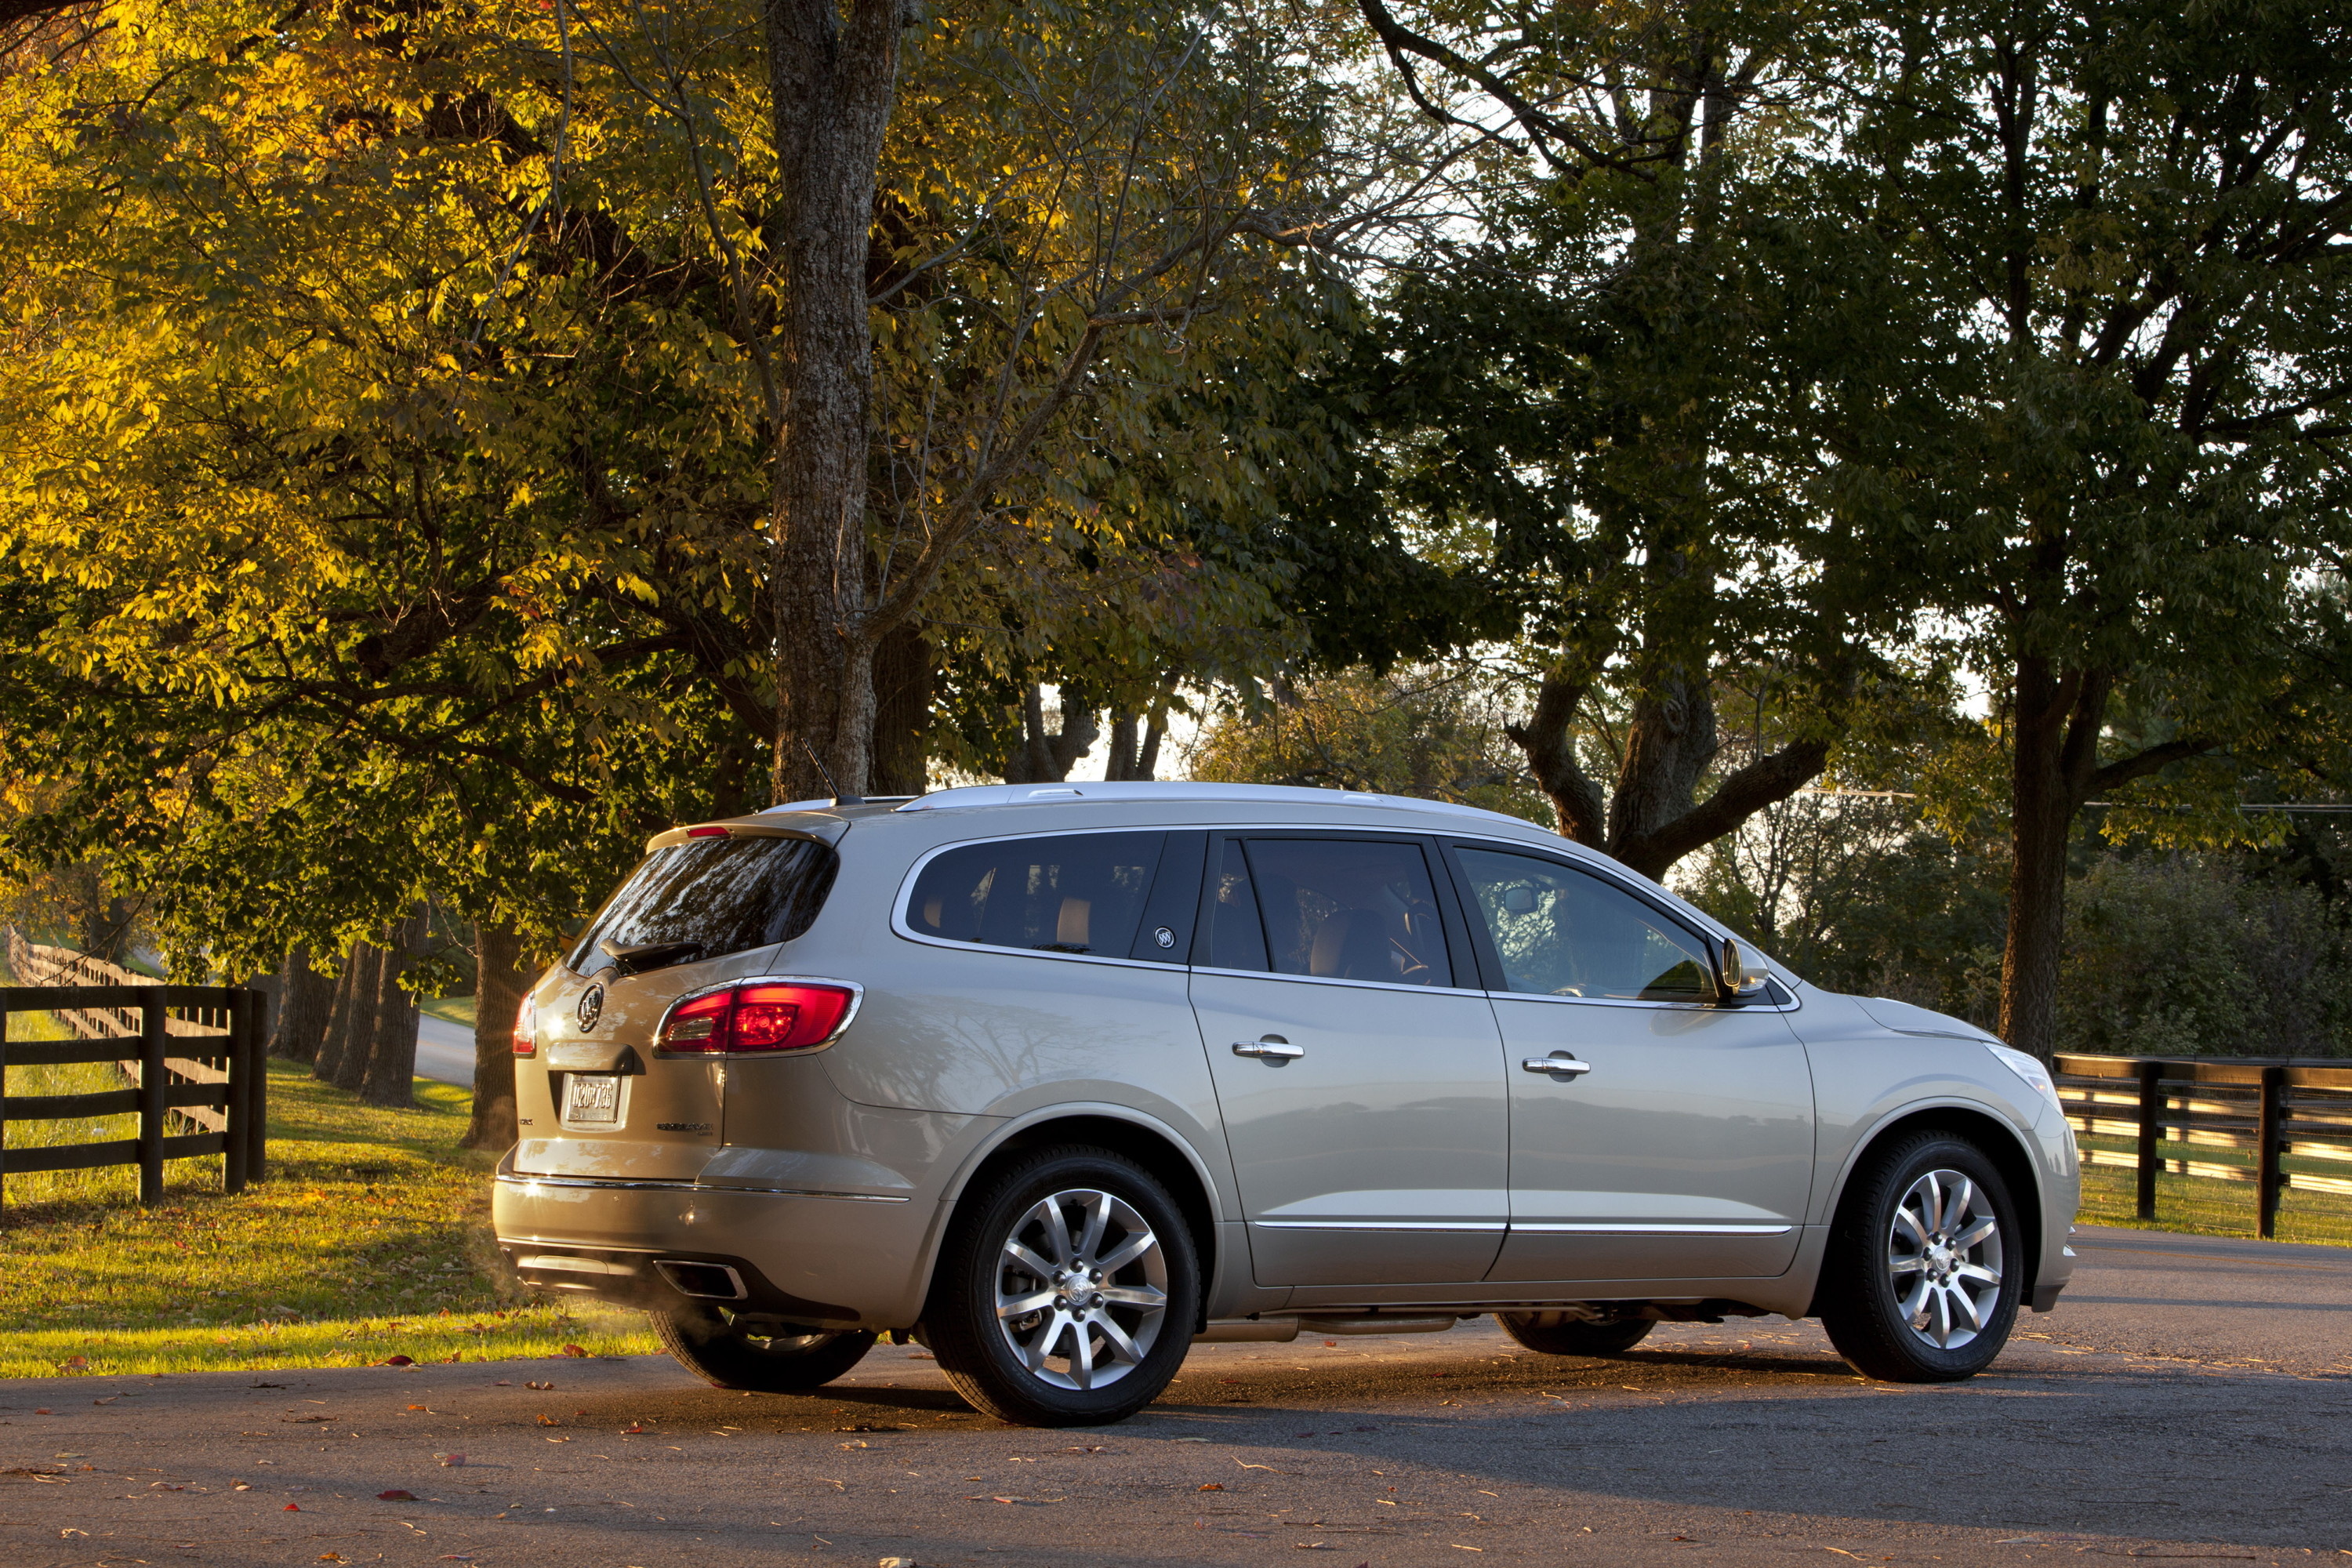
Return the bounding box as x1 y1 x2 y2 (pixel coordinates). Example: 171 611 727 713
686 826 729 838
512 989 538 1055
659 982 856 1054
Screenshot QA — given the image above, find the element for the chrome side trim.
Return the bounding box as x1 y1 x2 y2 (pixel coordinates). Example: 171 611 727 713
1508 1221 1794 1236
496 1171 909 1203
1256 1219 1508 1233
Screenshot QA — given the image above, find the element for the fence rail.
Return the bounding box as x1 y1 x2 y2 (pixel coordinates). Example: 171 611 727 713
1 983 267 1204
2055 1051 2352 1238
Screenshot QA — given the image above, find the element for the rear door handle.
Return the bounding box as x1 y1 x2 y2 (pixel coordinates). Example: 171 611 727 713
1232 1036 1304 1060
1521 1053 1592 1078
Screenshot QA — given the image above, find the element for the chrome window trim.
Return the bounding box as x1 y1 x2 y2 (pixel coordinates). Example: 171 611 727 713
883 818 1800 1011
495 1171 910 1203
649 974 865 1058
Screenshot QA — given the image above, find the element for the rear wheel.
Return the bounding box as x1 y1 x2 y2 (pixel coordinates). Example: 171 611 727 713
925 1146 1199 1427
1497 1311 1654 1357
1819 1132 2021 1382
650 1305 875 1392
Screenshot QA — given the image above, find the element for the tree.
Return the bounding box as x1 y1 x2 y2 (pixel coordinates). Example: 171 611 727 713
1321 0 1911 880
1820 0 2352 1055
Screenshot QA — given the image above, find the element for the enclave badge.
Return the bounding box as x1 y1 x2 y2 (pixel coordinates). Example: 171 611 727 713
575 983 605 1033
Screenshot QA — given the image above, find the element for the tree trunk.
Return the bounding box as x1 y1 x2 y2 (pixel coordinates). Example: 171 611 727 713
1995 657 2108 1059
868 624 932 796
354 908 426 1107
764 0 906 805
1004 684 1099 782
464 924 528 1150
314 940 378 1088
267 946 337 1062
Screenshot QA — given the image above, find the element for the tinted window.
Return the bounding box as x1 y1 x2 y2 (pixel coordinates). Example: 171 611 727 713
568 836 838 974
1454 847 1714 1001
1244 837 1450 986
1200 837 1269 971
907 832 1165 957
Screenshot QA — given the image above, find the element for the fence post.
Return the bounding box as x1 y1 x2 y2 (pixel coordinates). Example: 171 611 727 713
138 996 166 1204
2 997 11 1211
2256 1065 2285 1240
247 991 269 1185
223 989 250 1196
2135 1058 2163 1221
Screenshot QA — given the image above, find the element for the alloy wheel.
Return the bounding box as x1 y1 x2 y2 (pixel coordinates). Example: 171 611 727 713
992 1187 1168 1391
1886 1167 2004 1350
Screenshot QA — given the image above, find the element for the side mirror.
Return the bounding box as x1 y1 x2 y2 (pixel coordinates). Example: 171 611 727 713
1715 936 1771 1004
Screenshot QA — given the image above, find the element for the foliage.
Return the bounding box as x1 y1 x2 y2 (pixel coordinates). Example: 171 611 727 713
1189 663 1550 822
0 0 1387 970
2060 855 2352 1060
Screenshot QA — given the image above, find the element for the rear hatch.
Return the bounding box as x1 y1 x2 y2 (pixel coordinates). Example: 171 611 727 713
513 823 841 1181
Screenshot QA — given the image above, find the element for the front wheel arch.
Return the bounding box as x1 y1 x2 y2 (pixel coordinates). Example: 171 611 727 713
1810 1105 2045 1318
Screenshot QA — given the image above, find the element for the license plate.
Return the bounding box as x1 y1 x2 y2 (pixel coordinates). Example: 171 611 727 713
563 1073 620 1124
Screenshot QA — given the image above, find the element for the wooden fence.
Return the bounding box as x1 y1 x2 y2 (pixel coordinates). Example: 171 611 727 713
2056 1051 2352 1238
2 931 267 1203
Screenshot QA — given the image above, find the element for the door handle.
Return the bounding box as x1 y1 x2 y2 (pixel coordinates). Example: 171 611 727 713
1232 1036 1304 1061
1521 1053 1592 1078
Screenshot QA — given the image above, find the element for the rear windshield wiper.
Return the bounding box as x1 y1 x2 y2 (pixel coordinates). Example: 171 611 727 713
598 938 707 977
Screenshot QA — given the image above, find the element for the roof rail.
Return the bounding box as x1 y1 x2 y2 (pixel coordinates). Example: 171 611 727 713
887 779 1548 831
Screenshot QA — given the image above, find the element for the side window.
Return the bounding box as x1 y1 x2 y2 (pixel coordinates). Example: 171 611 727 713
1200 837 1269 971
1453 847 1715 1002
906 832 1166 957
1244 837 1452 986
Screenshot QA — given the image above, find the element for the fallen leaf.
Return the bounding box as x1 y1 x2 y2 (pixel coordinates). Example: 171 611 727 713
383 1356 415 1367
525 1381 553 1391
434 1454 465 1467
559 1345 587 1358
538 1414 560 1426
284 1502 301 1512
379 1490 416 1501
1197 1482 1225 1491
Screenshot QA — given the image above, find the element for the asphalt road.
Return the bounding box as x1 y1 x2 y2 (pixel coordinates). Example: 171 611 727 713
3 1225 2345 1568
412 1017 473 1089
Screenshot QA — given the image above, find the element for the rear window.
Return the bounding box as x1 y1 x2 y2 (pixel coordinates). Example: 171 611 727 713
905 832 1167 959
567 835 838 975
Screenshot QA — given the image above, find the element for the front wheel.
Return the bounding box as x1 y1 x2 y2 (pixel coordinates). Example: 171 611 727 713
1497 1311 1654 1357
1818 1132 2022 1382
650 1304 875 1392
925 1146 1200 1427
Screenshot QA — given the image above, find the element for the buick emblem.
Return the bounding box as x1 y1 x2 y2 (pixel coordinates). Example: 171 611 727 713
575 983 605 1033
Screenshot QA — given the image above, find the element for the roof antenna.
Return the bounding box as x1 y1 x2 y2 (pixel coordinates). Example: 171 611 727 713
802 738 863 808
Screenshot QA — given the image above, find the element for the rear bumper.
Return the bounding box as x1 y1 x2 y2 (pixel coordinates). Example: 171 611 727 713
490 1159 942 1330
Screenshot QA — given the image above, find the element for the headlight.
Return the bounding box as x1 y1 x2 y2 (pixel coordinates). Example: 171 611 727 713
1987 1042 2063 1114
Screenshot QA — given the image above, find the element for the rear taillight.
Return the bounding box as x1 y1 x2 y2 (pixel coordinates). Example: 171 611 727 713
659 981 857 1054
512 989 538 1055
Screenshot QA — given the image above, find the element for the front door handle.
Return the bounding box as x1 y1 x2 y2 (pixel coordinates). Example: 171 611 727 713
1232 1036 1304 1061
1521 1052 1592 1078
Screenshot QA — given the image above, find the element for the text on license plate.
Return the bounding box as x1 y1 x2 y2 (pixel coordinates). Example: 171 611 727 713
564 1073 619 1123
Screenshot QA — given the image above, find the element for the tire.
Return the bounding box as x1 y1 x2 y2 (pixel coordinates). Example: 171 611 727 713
650 1304 876 1392
925 1145 1200 1427
1818 1131 2023 1382
1497 1311 1655 1357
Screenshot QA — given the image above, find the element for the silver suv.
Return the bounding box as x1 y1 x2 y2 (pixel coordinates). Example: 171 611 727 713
492 783 2078 1426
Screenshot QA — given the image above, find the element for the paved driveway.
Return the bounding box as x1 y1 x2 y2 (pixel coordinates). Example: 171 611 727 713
2 1225 2344 1567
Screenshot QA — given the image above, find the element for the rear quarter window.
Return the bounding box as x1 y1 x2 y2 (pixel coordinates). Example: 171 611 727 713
904 832 1167 959
567 835 838 975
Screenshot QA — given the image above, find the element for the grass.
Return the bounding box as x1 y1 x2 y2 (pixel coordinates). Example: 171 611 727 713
2074 1135 2352 1247
420 995 477 1029
0 1058 655 1378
